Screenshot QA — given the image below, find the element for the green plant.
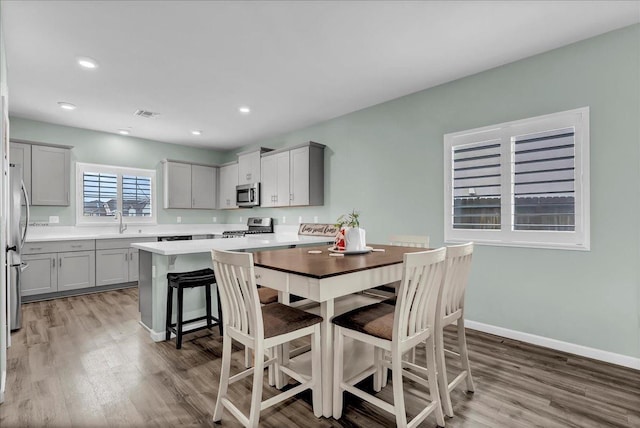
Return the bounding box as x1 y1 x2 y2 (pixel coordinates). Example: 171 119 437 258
335 210 360 228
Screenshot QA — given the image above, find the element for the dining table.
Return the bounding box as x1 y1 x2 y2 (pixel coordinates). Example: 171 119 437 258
252 243 429 418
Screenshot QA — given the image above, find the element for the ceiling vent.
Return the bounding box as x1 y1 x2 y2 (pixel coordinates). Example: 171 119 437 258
134 109 160 118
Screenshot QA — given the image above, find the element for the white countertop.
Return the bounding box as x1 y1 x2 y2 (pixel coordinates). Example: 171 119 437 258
131 234 334 256
25 224 245 242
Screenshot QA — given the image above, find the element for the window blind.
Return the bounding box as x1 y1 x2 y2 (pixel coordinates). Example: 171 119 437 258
122 175 152 217
82 172 117 216
452 139 501 230
512 127 575 231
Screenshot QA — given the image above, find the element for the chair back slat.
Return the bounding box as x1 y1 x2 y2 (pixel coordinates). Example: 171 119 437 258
211 250 264 340
394 248 446 342
389 234 430 248
442 243 473 316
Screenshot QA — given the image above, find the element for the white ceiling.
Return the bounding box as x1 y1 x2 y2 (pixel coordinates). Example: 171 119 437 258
2 1 639 151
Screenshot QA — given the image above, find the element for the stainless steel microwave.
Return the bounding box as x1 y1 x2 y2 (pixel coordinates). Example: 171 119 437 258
236 182 260 207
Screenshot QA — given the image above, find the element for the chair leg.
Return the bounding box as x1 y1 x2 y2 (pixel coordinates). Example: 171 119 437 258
248 343 265 428
213 336 233 422
245 347 252 368
426 335 446 427
381 350 390 388
391 349 408 428
332 326 345 419
205 283 213 329
373 347 383 392
176 287 184 349
311 325 322 418
458 318 475 392
436 327 454 418
165 285 173 341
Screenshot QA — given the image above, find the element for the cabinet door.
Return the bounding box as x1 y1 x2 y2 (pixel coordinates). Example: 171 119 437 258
191 164 216 209
275 152 290 207
9 142 32 199
290 147 310 206
238 151 261 185
218 163 238 209
21 253 57 296
128 248 139 282
164 162 192 208
96 248 129 286
260 155 277 208
31 145 70 206
58 251 96 291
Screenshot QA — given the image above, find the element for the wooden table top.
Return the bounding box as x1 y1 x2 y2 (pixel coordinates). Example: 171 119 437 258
252 244 430 279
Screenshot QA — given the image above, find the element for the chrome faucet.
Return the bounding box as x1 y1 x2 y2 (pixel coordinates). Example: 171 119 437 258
113 210 128 234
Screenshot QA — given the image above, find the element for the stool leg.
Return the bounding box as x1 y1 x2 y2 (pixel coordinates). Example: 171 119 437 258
205 283 213 329
166 285 173 341
216 285 224 336
176 286 184 349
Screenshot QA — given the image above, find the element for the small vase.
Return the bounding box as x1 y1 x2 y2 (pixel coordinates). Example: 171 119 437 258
345 227 366 251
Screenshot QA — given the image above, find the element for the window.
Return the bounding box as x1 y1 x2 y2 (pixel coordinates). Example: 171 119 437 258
444 107 589 250
76 163 156 225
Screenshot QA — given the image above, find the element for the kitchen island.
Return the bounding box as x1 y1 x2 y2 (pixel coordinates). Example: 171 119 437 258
132 234 334 341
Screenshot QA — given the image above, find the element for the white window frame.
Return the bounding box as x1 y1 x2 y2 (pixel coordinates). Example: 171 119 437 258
444 107 590 251
76 162 157 225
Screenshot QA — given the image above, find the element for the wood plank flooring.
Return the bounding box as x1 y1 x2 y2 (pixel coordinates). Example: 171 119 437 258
1 288 639 427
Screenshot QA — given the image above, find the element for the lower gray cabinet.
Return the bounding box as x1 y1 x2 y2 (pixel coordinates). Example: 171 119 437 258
21 250 95 296
128 248 139 282
96 249 129 286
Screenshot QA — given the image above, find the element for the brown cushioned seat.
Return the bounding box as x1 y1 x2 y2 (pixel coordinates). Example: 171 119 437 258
257 287 279 305
262 303 323 339
332 302 395 341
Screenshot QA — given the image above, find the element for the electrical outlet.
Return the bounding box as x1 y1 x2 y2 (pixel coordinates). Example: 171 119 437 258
177 216 182 223
49 216 59 224
212 217 217 223
298 216 302 224
282 216 286 224
239 216 243 223
313 216 318 223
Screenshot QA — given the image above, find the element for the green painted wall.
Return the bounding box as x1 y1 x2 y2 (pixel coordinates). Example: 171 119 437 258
9 118 228 225
229 25 640 358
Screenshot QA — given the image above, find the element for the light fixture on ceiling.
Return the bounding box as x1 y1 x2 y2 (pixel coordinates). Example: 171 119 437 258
191 130 202 136
77 56 99 69
238 106 251 114
118 129 131 135
58 102 77 110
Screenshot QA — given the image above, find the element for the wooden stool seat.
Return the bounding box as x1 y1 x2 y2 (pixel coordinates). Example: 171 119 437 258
165 268 222 349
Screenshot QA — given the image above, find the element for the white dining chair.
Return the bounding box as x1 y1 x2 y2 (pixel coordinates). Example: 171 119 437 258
436 242 475 417
211 249 323 427
332 248 447 428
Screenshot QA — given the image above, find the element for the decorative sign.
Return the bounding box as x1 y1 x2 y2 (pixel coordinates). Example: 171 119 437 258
298 223 339 237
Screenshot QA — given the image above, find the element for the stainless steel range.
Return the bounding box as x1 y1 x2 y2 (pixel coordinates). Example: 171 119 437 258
222 217 274 238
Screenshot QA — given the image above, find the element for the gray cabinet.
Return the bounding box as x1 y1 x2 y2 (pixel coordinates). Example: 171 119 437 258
260 142 325 208
218 162 238 209
163 160 217 209
238 150 262 185
31 145 71 206
95 237 154 286
9 142 31 199
21 240 96 296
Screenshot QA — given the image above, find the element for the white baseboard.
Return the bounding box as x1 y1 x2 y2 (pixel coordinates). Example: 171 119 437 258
465 320 640 371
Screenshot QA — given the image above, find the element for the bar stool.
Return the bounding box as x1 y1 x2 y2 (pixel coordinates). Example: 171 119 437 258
165 268 223 349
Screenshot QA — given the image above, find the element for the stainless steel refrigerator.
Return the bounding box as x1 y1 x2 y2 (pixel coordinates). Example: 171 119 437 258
7 164 29 331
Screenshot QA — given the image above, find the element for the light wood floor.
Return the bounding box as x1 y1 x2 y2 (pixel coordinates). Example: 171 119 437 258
1 288 639 427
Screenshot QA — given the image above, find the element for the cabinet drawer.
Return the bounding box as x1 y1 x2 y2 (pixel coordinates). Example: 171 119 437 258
23 239 95 254
96 237 156 250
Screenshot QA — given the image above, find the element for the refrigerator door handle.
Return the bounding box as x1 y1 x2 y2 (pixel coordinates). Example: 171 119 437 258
21 179 30 250
20 262 29 272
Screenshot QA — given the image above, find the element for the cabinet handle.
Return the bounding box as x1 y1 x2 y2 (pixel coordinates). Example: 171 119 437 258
71 245 82 248
30 247 42 251
125 253 128 261
246 173 251 180
290 193 293 201
59 258 62 267
192 198 195 206
52 258 55 268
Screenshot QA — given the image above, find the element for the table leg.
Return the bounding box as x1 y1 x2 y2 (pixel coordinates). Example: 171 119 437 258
320 299 335 417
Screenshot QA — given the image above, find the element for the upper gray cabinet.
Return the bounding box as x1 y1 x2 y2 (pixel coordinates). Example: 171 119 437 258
260 142 325 208
237 148 271 185
9 141 32 200
163 160 217 209
218 162 238 209
31 145 71 206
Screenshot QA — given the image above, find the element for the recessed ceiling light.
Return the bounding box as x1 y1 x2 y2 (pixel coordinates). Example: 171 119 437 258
238 106 251 114
77 56 99 69
58 102 77 110
118 129 130 135
191 130 202 136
